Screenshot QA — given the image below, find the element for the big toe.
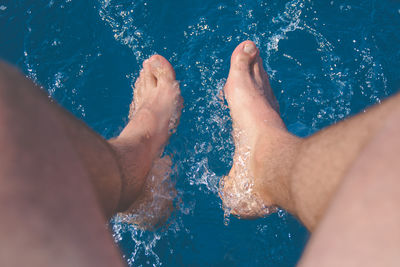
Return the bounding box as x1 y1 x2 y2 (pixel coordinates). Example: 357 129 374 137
148 55 176 83
230 40 259 71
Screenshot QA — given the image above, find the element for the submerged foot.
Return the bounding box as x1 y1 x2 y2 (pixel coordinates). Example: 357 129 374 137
110 55 182 229
219 41 296 218
116 156 176 229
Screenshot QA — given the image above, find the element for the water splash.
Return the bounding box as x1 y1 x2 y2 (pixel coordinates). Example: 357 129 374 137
219 129 278 222
115 157 176 230
95 0 392 264
11 0 396 265
98 0 155 62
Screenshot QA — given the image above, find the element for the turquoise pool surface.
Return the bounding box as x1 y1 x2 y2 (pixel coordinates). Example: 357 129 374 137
1 0 399 266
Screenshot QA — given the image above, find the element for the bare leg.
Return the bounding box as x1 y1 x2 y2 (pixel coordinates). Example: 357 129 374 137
299 107 400 266
110 55 182 223
113 56 182 227
0 55 181 266
219 41 400 231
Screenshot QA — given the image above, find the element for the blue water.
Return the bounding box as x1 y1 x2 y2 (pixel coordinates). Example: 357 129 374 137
1 0 399 266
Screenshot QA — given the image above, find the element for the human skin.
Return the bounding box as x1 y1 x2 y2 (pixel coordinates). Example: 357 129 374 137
0 55 181 266
221 40 400 266
0 40 399 266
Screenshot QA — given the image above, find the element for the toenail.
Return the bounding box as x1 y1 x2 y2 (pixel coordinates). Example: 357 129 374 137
244 43 256 54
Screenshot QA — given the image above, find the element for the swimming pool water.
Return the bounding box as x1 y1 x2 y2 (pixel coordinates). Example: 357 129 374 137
1 0 399 266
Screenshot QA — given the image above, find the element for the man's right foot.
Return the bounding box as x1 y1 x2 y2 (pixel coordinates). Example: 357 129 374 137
219 41 299 218
110 55 182 228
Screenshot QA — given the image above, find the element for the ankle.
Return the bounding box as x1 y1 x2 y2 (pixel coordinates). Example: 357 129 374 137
252 129 301 215
110 138 159 212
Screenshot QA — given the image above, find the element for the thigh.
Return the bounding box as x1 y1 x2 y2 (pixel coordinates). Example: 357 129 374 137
0 62 125 267
298 107 400 267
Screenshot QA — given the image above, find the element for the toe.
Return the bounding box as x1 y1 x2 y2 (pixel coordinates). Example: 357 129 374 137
253 56 265 77
252 56 280 112
148 55 176 82
134 71 143 89
230 40 259 71
143 60 157 88
252 55 266 86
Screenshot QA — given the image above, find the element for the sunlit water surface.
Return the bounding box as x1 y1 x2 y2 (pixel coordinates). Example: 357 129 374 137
1 0 399 266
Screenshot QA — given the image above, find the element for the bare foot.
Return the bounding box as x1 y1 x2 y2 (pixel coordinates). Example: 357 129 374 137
219 41 298 218
116 156 176 230
110 55 182 228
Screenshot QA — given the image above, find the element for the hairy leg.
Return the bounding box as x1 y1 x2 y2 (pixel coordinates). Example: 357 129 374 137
298 106 400 266
286 93 400 230
0 55 181 266
220 41 400 231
